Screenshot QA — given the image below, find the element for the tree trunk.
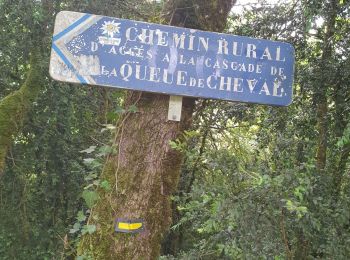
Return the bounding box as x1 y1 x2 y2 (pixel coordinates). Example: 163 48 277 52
78 1 236 259
315 0 337 172
331 69 349 200
0 0 52 176
0 50 43 175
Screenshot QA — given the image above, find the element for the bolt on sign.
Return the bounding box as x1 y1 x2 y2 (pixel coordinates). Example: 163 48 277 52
50 11 295 106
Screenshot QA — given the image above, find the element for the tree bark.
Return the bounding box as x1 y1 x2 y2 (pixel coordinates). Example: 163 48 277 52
331 68 349 200
315 0 337 172
0 0 52 176
78 1 236 259
0 50 43 175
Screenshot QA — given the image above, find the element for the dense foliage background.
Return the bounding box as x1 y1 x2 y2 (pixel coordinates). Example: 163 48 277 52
0 0 349 259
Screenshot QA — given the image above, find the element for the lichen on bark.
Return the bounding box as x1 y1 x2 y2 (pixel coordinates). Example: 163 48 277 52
0 50 43 174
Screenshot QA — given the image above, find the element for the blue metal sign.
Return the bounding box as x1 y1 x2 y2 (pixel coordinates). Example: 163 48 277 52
50 11 295 106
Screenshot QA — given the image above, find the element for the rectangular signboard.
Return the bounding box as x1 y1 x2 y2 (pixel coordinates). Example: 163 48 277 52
50 11 294 106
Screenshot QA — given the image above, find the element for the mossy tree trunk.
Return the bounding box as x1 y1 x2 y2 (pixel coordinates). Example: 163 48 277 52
315 0 337 172
78 1 236 259
0 0 52 176
0 51 43 175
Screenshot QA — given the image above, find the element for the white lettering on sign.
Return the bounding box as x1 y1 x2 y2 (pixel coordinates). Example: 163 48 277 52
50 11 294 106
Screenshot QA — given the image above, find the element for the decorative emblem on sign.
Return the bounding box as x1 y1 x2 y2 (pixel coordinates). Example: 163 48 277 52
99 20 121 46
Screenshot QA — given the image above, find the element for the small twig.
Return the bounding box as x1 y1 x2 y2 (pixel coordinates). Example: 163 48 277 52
87 208 93 225
89 136 108 146
56 232 76 256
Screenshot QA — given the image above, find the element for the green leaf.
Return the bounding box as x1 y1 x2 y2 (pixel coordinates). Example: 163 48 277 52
101 124 116 133
83 158 95 164
77 211 86 222
100 180 111 191
87 224 96 234
80 146 97 154
115 106 125 114
69 228 78 234
82 190 100 208
84 173 98 181
82 224 96 235
69 222 81 233
169 140 178 149
73 222 81 230
128 104 138 113
97 145 115 156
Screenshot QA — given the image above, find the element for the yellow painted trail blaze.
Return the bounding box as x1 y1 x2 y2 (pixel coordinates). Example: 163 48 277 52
118 222 143 231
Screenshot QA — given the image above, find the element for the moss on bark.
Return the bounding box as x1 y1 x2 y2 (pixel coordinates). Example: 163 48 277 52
0 50 43 174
